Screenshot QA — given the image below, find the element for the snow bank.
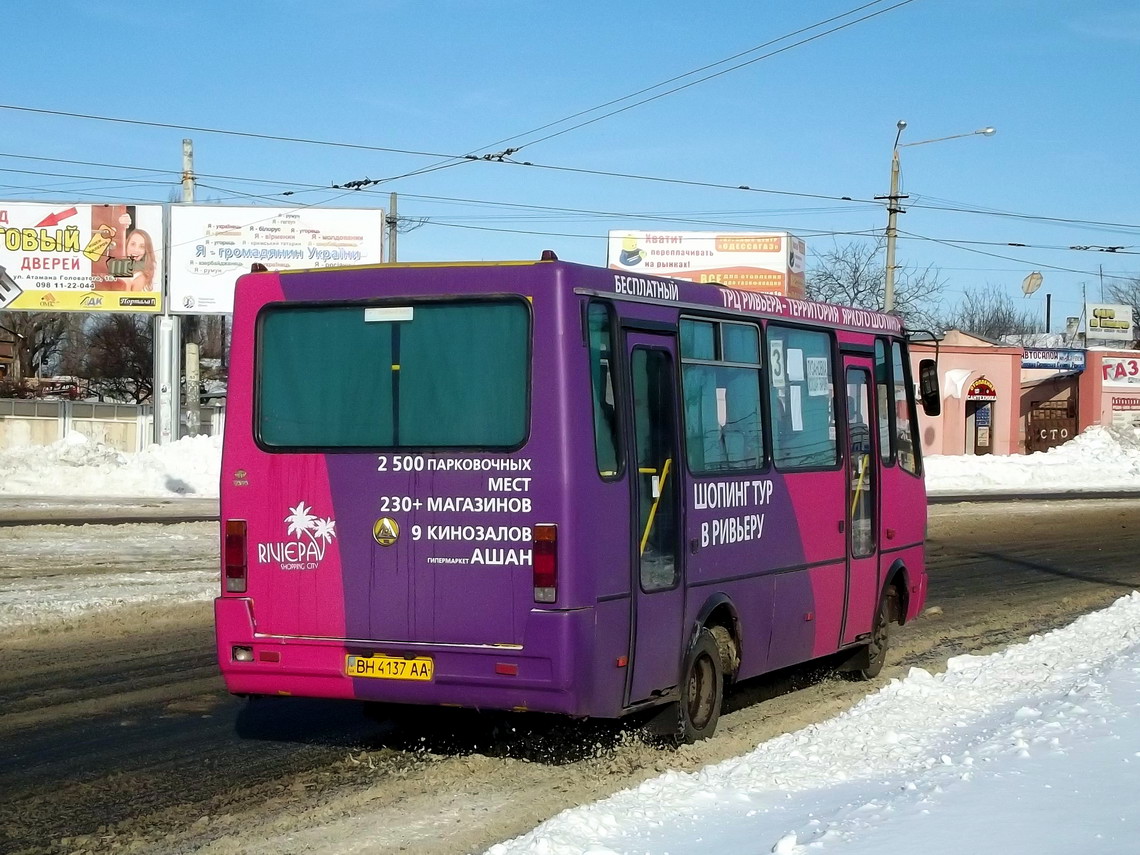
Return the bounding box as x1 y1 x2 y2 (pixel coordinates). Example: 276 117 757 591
0 423 1138 501
925 424 1140 494
488 592 1140 854
0 432 221 498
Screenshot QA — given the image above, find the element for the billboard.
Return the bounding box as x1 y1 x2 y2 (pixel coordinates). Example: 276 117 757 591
0 201 164 313
607 230 806 298
1086 303 1134 342
168 205 386 314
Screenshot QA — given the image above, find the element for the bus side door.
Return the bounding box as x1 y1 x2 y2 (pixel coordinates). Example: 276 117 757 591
623 330 686 703
842 355 879 643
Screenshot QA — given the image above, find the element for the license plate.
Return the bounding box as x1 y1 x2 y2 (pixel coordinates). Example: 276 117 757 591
345 654 433 681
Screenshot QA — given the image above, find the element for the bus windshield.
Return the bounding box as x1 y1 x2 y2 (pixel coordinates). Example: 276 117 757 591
256 298 530 448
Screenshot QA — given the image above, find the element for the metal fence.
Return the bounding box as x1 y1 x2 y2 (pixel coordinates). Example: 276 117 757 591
0 399 225 453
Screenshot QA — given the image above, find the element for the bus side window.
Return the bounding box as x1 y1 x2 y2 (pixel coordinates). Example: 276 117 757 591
587 303 622 478
680 318 764 473
767 325 838 470
891 340 920 475
875 338 894 465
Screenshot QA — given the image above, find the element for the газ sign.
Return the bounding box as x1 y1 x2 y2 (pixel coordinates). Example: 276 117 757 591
1102 356 1140 387
0 202 164 313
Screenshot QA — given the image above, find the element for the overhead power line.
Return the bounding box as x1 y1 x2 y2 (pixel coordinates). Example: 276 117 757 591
898 229 1120 277
505 0 922 153
453 0 916 158
2 151 1140 274
0 103 462 159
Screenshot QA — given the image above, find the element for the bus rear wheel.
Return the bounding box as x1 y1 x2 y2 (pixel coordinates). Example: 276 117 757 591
675 628 724 744
848 587 897 681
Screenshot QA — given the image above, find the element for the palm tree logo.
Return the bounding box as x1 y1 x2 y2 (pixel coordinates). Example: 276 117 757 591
284 501 337 560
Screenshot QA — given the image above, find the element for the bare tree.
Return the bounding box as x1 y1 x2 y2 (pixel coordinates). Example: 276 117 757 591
940 286 1040 341
52 315 91 378
1104 276 1140 333
198 315 228 362
0 311 82 380
83 314 154 403
806 241 944 329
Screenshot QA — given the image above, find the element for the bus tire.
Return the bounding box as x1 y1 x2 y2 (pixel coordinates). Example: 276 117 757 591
709 623 740 685
849 587 896 681
675 628 724 744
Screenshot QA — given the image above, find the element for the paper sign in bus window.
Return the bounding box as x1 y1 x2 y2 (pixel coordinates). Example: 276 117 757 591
787 348 805 382
806 357 830 396
790 385 804 432
769 340 786 388
716 387 728 428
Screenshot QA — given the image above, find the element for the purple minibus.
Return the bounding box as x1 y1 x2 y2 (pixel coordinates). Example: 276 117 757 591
216 255 938 742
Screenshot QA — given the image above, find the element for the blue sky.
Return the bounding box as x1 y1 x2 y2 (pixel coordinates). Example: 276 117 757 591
3 0 1138 325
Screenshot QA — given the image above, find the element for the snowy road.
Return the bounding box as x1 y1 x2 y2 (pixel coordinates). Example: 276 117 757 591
2 499 1139 854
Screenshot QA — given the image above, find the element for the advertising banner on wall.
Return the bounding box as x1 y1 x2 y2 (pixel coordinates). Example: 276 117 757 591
1086 303 1134 341
0 201 164 313
1021 348 1086 371
168 205 386 314
1101 355 1140 387
606 230 806 298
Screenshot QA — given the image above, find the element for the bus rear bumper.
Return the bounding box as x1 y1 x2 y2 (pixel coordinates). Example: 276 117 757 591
215 597 595 716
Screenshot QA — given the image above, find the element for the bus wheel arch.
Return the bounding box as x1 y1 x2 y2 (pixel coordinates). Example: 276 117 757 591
843 574 904 681
884 560 910 626
695 595 741 683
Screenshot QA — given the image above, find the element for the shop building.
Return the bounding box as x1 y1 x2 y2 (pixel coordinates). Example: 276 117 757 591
910 331 1021 456
911 331 1139 457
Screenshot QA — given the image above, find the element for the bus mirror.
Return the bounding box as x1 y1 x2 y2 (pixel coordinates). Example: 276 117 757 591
918 359 941 417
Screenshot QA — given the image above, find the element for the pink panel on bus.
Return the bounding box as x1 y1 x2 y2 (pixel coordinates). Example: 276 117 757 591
220 271 349 644
807 564 847 657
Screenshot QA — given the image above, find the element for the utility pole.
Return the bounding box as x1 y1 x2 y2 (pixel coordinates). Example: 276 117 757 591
182 139 200 437
882 149 905 313
879 121 994 315
182 139 195 205
153 139 193 444
182 140 201 438
877 120 909 314
387 192 398 262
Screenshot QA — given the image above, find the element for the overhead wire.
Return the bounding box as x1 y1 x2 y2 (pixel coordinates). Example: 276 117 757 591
898 229 1135 279
0 4 929 203
0 104 462 160
3 148 1140 238
459 0 901 157
4 153 1139 273
509 0 922 152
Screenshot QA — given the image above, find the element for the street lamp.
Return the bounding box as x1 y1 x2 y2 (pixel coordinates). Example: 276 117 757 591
881 121 996 312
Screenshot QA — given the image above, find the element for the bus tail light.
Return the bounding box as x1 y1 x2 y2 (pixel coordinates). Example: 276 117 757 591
533 524 557 603
225 519 248 593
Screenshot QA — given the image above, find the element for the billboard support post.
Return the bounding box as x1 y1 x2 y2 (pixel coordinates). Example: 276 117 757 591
153 315 179 445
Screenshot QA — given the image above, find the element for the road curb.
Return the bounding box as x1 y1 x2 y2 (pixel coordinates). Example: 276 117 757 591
929 491 1140 504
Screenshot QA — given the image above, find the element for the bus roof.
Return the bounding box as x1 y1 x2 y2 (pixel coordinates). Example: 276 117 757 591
245 257 904 337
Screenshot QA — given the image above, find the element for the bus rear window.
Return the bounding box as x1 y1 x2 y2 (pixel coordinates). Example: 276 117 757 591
257 299 529 449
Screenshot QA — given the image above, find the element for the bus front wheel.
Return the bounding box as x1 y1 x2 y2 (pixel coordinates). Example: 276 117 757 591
675 628 724 743
847 587 897 681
